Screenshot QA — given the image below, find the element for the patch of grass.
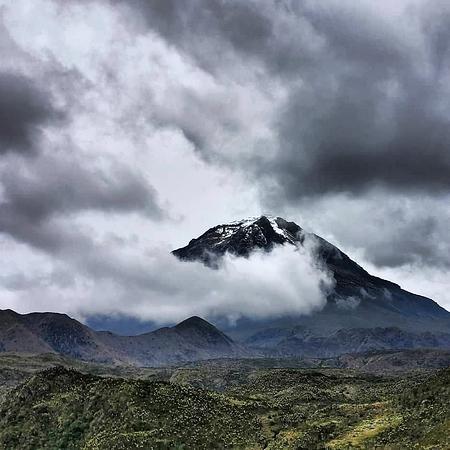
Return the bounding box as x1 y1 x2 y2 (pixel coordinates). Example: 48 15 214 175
327 411 402 449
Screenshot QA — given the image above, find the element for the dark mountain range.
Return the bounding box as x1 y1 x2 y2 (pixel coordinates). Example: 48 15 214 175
264 327 450 358
335 348 450 374
173 215 450 350
0 310 245 366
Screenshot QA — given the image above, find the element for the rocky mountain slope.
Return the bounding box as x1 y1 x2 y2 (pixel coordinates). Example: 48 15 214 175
173 216 450 349
0 310 245 366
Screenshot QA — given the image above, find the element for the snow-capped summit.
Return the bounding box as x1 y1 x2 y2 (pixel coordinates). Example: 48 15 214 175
172 216 450 340
231 215 301 244
172 215 302 265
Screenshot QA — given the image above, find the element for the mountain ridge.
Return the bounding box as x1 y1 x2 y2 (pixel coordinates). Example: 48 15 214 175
0 310 246 366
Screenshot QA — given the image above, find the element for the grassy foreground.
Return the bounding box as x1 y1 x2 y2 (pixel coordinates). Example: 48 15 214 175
0 355 448 448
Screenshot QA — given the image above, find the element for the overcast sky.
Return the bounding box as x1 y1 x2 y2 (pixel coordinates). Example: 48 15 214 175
0 0 450 329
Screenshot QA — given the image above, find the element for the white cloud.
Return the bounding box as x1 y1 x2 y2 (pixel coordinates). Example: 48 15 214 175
0 238 333 325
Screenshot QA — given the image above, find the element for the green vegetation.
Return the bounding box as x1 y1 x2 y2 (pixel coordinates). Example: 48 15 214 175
0 367 261 449
0 354 448 449
370 368 450 448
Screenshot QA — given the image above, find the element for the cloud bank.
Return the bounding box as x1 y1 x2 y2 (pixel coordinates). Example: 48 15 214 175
1 239 333 325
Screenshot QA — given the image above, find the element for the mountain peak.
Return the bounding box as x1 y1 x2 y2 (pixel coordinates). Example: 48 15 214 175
174 316 237 348
228 215 301 238
172 215 450 338
172 215 302 265
175 316 215 330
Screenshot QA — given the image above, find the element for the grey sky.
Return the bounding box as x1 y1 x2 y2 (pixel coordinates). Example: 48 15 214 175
0 0 449 326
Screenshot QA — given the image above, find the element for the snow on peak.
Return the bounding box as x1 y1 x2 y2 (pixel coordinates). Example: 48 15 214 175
267 216 298 244
217 215 299 244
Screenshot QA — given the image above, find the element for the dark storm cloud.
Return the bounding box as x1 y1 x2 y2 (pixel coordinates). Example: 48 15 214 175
0 72 62 155
0 156 164 252
369 218 443 268
114 0 329 76
357 209 450 269
296 192 450 275
110 0 450 198
260 1 450 199
115 0 274 71
271 74 450 199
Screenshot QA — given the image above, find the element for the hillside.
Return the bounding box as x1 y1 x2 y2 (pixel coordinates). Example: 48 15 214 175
0 311 245 366
0 362 449 449
0 366 261 449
